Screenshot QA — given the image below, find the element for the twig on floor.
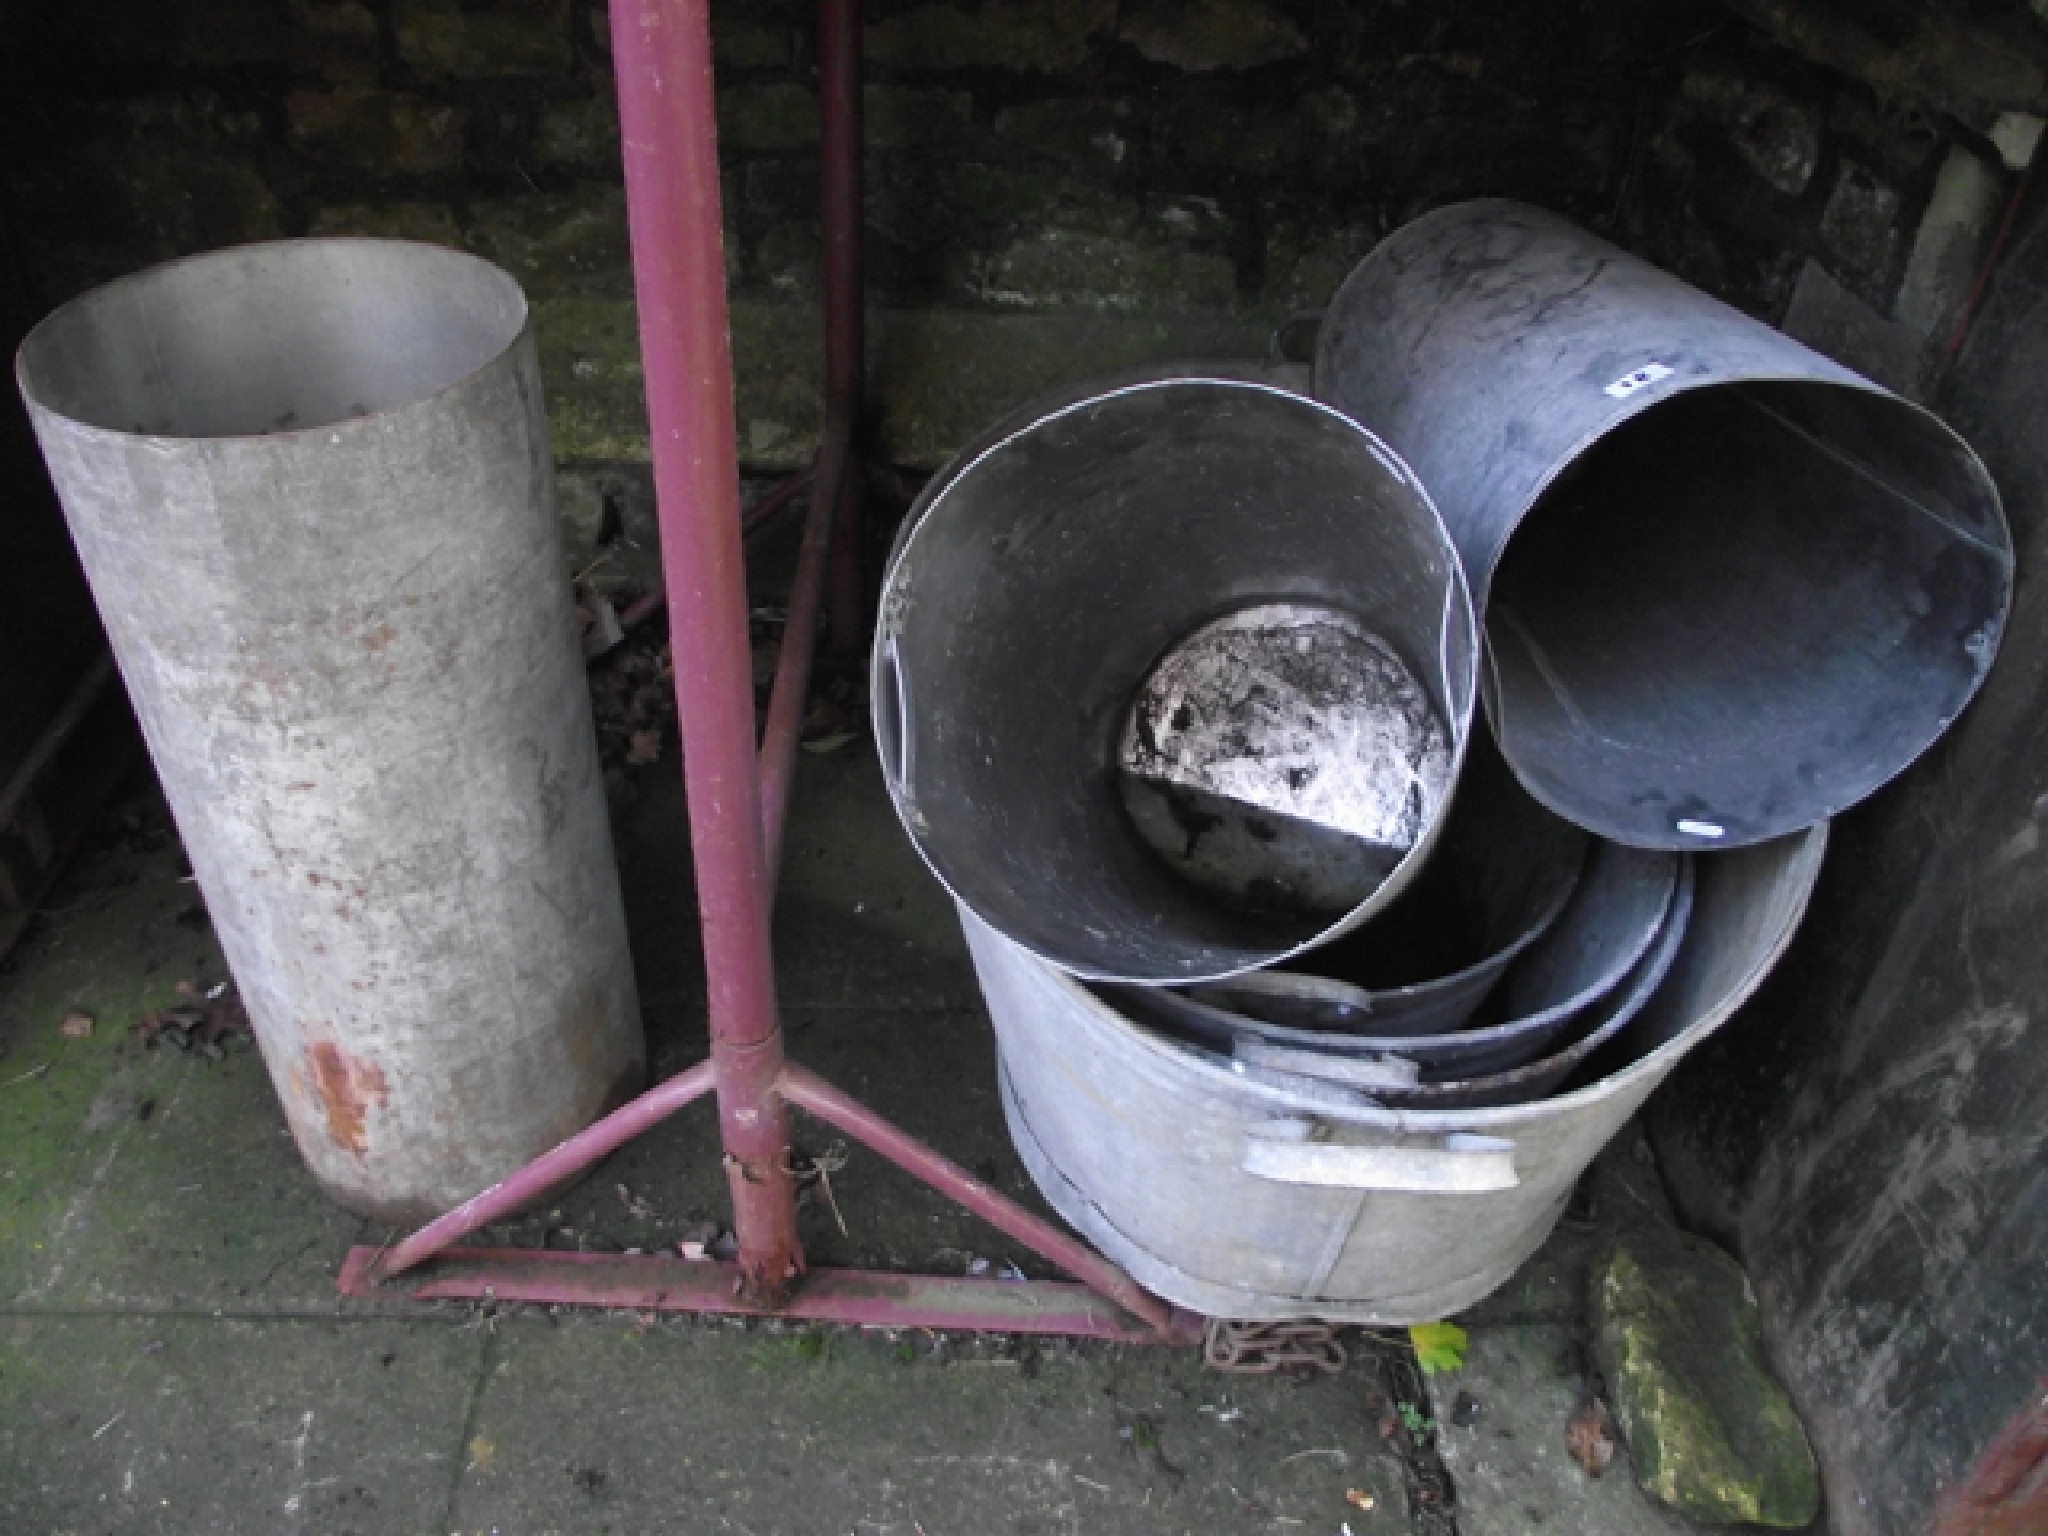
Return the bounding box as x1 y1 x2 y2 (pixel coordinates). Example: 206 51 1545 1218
3 1063 50 1088
253 1237 321 1293
1278 1447 1350 1466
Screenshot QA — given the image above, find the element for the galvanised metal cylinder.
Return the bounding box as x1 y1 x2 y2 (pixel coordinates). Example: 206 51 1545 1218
873 370 1477 986
16 239 643 1223
1316 200 2011 852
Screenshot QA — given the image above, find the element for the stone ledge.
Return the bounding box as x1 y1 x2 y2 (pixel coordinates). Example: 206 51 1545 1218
535 297 1267 471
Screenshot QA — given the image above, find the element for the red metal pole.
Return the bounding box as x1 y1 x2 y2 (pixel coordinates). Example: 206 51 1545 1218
610 0 804 1306
820 0 866 655
779 1064 1181 1335
759 425 851 876
614 467 819 634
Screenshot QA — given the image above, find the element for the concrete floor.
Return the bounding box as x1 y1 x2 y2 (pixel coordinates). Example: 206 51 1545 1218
0 740 1742 1535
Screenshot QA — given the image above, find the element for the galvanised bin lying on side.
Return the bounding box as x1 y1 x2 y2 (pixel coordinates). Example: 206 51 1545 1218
1317 200 2009 852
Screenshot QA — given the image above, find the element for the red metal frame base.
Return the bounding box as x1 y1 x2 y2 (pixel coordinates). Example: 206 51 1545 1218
346 1054 1188 1339
339 1248 1201 1345
339 0 1188 1347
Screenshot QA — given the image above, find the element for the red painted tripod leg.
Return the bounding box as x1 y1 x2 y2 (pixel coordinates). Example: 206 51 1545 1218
779 1064 1181 1335
759 425 852 878
368 1061 718 1282
610 0 803 1306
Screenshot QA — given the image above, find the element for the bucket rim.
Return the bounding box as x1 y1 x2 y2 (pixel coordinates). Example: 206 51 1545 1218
877 370 1482 986
962 819 1826 1131
16 236 534 447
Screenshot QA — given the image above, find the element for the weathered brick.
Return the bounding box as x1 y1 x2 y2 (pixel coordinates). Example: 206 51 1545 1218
136 152 286 257
754 219 822 298
527 295 1265 471
12 96 287 277
535 96 622 174
993 98 1136 168
976 228 1238 312
395 0 572 80
291 0 380 84
1261 221 1377 312
718 83 819 154
1170 82 1361 179
468 184 633 299
712 14 790 71
309 201 464 245
872 306 1266 467
1680 65 1820 198
866 0 1113 74
532 296 650 462
531 296 824 468
1116 0 1307 72
936 164 1137 231
287 88 467 177
1819 162 1900 278
865 87 975 152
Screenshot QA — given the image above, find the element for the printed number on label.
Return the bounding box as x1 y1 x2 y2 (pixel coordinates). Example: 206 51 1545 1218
1604 362 1673 399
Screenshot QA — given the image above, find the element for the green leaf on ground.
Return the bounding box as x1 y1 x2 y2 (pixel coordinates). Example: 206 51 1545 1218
1409 1320 1468 1375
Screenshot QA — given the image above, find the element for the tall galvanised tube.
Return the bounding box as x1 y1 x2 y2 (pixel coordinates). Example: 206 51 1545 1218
17 239 643 1222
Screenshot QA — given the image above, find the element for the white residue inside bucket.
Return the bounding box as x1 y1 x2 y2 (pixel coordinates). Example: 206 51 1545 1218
1118 603 1453 917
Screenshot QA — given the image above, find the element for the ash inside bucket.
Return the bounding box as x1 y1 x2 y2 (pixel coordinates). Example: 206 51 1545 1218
1118 603 1452 918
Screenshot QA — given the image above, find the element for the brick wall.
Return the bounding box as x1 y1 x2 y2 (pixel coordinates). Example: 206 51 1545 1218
0 0 2035 570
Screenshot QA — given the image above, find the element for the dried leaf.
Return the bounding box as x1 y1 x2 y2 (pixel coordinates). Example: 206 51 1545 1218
1408 1320 1468 1376
59 1011 94 1039
1345 1488 1377 1510
1567 1395 1617 1478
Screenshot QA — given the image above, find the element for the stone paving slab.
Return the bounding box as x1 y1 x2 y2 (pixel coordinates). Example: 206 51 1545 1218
0 1314 483 1536
0 835 369 1314
616 747 981 1017
1438 1322 1714 1536
451 1313 1408 1536
7 1037 367 1314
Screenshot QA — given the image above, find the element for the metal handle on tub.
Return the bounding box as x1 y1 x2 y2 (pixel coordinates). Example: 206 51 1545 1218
1240 1128 1519 1193
875 633 912 798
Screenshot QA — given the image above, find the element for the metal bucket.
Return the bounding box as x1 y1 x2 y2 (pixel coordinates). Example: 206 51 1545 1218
1183 735 1588 1037
1162 859 1684 1112
1107 839 1680 1079
1354 855 1693 1110
874 373 1477 984
970 825 1825 1323
1315 200 2011 851
16 239 644 1223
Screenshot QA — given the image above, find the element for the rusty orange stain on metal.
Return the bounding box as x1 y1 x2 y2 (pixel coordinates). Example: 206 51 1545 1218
307 1041 388 1157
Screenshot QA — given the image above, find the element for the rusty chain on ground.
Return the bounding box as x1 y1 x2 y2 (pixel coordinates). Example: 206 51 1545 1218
1202 1316 1349 1375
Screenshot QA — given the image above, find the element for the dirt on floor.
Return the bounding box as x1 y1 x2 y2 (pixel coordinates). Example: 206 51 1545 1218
0 720 1742 1534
